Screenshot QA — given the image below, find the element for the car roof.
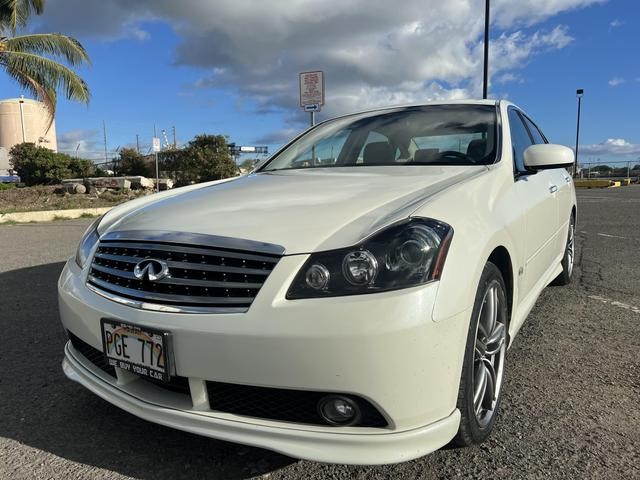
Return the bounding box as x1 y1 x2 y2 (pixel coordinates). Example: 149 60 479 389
327 99 506 123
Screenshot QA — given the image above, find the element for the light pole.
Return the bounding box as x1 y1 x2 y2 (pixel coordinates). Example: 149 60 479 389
574 89 584 177
482 0 490 99
18 96 26 143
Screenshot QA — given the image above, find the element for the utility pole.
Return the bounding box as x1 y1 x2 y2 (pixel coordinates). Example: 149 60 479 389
136 134 140 154
153 124 159 193
574 89 584 177
482 0 490 99
172 126 177 148
102 120 108 165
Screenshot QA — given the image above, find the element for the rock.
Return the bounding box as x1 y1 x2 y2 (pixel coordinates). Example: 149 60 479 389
154 178 174 190
64 183 86 194
63 177 132 190
123 176 154 189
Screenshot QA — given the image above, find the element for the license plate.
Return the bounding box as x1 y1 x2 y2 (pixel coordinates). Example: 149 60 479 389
100 319 171 382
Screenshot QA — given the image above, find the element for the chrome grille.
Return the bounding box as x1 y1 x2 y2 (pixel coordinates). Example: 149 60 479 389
86 231 283 313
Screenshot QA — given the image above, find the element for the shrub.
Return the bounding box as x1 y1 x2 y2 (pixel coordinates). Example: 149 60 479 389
69 157 95 178
161 135 238 186
9 142 95 185
117 148 152 177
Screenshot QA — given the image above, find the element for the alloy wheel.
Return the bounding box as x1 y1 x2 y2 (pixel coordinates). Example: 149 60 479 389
566 219 575 278
472 281 507 427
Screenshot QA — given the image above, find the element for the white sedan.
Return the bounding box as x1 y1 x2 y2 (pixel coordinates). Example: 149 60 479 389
59 100 576 465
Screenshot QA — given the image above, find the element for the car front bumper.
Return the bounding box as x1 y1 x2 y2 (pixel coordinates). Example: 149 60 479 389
59 255 470 464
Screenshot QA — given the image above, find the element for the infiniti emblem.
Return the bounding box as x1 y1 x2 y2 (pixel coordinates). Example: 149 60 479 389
133 259 170 282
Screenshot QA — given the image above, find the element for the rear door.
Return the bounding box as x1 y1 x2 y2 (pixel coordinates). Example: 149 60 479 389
508 108 559 299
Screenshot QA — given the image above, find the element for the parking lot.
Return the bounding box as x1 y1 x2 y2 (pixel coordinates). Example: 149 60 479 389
1 186 638 480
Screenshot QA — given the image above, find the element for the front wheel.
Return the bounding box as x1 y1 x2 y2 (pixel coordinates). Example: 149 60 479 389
552 213 575 286
452 262 508 447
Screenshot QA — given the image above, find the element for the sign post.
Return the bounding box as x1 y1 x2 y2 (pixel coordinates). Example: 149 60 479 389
299 71 324 127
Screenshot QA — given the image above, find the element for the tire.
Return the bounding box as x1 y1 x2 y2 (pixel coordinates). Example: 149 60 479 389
452 262 509 447
552 213 576 286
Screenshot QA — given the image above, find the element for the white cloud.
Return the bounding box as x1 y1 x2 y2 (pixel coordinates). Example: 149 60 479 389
57 129 103 160
608 77 625 86
581 138 640 157
39 0 602 135
254 128 304 145
128 25 151 41
491 0 606 27
609 19 624 28
496 73 524 84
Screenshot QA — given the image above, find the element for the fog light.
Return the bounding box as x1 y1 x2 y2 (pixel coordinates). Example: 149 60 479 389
318 395 360 426
305 263 330 290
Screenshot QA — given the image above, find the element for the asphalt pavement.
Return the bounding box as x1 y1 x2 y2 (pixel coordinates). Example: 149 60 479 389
0 187 638 479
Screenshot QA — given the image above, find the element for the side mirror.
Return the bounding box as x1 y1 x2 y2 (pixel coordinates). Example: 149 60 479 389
523 144 574 170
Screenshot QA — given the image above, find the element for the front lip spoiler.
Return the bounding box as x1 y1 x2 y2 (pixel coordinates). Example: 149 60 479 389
62 342 461 465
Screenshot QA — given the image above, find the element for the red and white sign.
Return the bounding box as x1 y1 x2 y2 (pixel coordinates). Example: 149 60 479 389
299 71 325 108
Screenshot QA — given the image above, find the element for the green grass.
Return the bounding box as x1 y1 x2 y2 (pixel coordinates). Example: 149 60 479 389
0 183 17 191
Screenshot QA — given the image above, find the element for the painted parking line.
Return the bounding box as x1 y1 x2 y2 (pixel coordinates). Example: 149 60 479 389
588 295 640 315
597 233 634 240
579 231 637 241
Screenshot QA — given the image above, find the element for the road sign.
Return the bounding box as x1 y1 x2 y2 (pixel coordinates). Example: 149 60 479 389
299 71 324 108
152 137 161 152
303 104 320 112
229 145 269 156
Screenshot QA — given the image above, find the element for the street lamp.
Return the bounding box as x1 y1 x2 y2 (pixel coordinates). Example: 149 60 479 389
482 0 490 99
574 88 584 177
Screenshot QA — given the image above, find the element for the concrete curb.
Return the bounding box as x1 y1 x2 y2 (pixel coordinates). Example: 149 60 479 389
0 206 112 224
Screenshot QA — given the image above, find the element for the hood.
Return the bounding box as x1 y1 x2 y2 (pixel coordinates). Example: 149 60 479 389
105 166 486 254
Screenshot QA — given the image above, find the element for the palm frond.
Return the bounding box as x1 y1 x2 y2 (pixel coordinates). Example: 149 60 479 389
0 0 44 33
1 65 55 129
5 33 91 66
1 50 89 103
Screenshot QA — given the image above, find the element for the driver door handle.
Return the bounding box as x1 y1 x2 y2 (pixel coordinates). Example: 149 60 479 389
549 185 558 194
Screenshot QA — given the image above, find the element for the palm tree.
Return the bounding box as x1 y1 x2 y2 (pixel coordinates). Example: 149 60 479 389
0 0 90 125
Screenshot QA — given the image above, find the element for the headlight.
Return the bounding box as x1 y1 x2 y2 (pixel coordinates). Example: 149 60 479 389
287 218 453 299
75 215 103 268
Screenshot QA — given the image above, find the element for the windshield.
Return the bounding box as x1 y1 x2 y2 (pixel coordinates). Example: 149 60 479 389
260 104 498 172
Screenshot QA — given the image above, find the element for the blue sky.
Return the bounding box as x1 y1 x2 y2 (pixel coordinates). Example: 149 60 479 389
1 0 637 166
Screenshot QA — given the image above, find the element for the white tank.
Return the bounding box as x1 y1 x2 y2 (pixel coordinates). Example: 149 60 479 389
0 97 57 175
